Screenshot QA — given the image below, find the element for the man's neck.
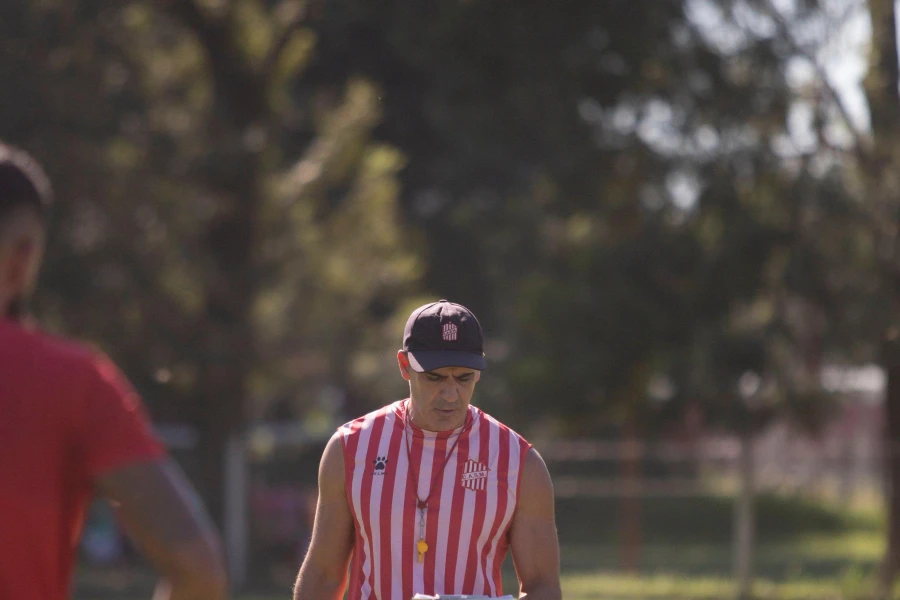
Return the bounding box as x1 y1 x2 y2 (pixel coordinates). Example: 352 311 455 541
1 297 35 329
2 300 28 321
3 297 26 321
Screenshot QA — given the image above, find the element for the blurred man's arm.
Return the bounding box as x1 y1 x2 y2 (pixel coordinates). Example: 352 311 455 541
293 432 355 600
96 459 228 600
509 448 562 600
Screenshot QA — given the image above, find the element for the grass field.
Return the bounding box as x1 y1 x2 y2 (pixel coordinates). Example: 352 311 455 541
75 567 886 600
74 492 888 599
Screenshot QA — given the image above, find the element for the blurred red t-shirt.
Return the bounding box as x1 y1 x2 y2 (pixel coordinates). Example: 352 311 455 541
0 318 165 599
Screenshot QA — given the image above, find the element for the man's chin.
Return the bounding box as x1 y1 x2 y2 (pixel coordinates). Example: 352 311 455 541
433 409 464 426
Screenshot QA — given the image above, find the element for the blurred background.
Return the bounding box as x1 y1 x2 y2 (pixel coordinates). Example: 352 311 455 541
4 0 900 598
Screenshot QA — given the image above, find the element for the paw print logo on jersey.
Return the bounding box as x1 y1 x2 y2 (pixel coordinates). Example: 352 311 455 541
373 456 388 475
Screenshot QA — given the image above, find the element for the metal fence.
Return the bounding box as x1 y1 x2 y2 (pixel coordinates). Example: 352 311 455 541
77 395 885 593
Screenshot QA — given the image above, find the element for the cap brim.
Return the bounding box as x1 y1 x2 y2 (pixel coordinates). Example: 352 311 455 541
407 350 486 373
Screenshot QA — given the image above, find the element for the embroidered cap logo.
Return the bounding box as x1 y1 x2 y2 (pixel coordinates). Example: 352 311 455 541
442 322 458 341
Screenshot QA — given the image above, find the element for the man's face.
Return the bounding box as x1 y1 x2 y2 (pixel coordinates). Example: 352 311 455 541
398 351 481 432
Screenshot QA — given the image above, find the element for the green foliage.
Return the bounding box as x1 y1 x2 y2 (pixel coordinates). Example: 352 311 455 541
0 0 879 508
2 1 420 423
0 1 424 516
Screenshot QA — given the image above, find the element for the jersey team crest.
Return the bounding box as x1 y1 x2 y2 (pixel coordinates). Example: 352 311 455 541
460 459 490 490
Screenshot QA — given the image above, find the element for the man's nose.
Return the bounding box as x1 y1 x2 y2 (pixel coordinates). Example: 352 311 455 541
440 382 460 401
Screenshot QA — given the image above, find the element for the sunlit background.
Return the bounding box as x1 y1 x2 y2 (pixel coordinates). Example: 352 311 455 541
4 0 900 598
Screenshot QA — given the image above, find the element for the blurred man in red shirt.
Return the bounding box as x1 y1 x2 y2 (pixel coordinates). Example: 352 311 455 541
0 141 228 600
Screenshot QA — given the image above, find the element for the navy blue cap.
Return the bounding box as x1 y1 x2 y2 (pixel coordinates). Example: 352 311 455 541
402 300 486 372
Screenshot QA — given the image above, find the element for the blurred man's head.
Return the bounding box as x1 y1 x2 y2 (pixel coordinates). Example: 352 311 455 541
0 142 52 320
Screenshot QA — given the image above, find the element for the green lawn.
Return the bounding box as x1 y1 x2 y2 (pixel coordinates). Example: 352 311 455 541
161 567 884 600
559 571 864 600
75 534 887 600
74 493 888 599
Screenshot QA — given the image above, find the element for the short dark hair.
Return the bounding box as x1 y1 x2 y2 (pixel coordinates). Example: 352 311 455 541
0 142 53 224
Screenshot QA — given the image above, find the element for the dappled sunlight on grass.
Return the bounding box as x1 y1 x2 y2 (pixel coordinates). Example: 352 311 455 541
561 572 868 600
557 528 883 580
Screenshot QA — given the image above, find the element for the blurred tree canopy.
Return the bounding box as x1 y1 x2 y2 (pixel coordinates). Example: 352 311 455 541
0 0 885 529
301 0 845 436
1 0 420 519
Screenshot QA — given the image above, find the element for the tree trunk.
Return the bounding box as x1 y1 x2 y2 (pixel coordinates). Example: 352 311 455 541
866 0 900 136
196 180 260 529
196 332 250 528
865 0 900 594
734 427 755 600
880 338 900 595
159 1 271 534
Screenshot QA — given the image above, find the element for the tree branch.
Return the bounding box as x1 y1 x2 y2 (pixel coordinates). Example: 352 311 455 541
263 1 308 80
157 0 217 45
753 0 872 159
279 80 382 200
157 0 267 125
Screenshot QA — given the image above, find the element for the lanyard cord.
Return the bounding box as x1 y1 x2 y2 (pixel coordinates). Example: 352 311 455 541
402 399 471 510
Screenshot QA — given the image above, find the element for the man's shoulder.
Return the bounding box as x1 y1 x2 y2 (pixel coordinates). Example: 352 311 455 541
0 323 120 432
337 400 403 438
1 320 99 375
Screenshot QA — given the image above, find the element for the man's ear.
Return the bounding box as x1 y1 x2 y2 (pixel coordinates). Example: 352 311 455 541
2 236 41 296
397 350 412 381
475 371 481 383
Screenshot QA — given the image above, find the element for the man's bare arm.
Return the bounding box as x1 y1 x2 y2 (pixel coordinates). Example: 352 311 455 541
95 458 228 600
294 432 355 600
509 448 562 600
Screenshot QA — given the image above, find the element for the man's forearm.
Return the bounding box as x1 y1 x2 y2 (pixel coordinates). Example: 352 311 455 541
293 565 346 600
519 581 563 600
151 575 228 600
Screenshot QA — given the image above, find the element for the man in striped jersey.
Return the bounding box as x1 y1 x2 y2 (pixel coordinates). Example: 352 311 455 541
294 300 561 600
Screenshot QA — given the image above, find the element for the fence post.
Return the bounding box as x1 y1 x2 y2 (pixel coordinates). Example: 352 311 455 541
734 428 755 600
224 432 248 589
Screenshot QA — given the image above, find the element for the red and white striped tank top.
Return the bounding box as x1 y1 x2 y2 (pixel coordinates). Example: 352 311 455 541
339 400 531 600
